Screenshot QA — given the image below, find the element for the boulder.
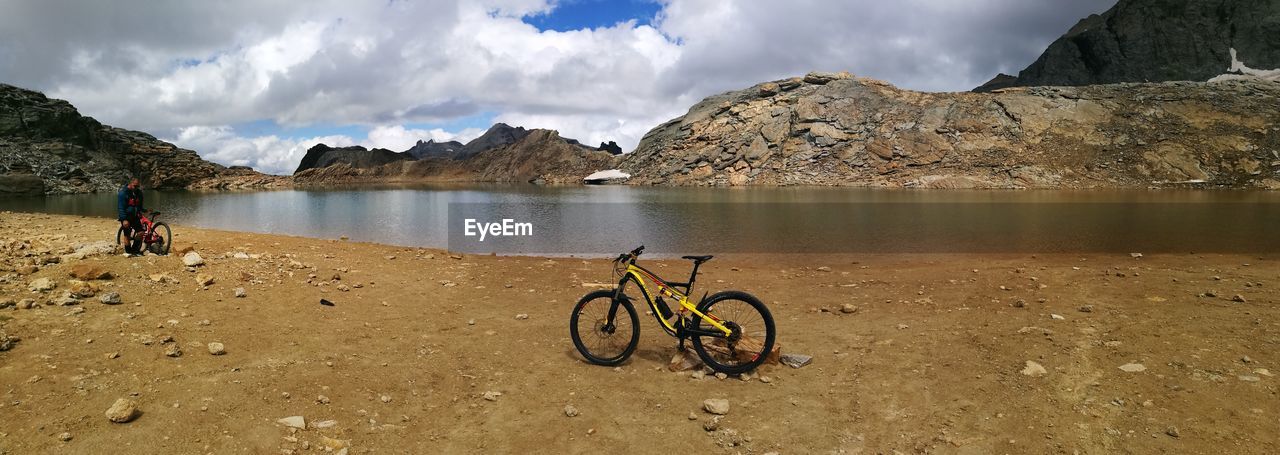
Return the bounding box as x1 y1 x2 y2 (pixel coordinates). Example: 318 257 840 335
105 398 138 423
182 252 204 267
68 264 112 280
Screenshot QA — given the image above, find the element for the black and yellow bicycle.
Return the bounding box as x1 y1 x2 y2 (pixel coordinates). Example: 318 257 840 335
570 246 776 374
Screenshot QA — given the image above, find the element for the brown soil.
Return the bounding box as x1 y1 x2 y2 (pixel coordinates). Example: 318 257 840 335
1 212 1276 454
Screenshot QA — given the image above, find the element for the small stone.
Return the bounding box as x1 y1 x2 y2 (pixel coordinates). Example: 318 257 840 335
98 292 122 305
336 284 351 292
688 411 698 420
164 344 182 357
514 313 529 320
58 432 73 442
182 252 205 267
207 342 226 355
714 372 728 380
233 287 246 298
1165 426 1180 438
1238 375 1261 382
18 298 37 309
759 376 772 383
316 395 331 404
780 353 813 368
1078 305 1094 313
467 319 476 325
380 395 392 403
1050 314 1065 320
1012 299 1026 308
840 304 857 314
896 323 909 330
1021 360 1048 377
277 416 306 429
1231 294 1247 303
703 417 720 432
816 266 832 272
703 398 730 415
1242 355 1253 363
105 398 138 423
1130 253 1143 258
1119 363 1146 373
28 277 56 292
69 264 113 280
195 274 215 286
482 391 502 401
563 404 579 417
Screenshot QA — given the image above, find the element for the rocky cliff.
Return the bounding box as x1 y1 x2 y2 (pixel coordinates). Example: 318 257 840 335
405 139 465 160
293 144 411 174
976 0 1280 91
0 83 284 195
293 128 617 185
618 72 1280 189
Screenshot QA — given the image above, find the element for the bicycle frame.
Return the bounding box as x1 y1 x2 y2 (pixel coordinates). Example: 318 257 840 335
613 262 734 338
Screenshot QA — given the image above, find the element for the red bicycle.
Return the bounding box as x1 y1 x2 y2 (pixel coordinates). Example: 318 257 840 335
116 211 172 256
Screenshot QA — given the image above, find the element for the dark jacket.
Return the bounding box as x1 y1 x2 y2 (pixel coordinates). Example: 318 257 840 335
117 186 145 221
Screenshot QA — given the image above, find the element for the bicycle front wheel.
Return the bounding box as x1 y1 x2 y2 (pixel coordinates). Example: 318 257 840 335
569 289 639 366
690 290 776 375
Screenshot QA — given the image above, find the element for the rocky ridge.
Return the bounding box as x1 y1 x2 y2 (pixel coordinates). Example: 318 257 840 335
293 124 619 185
975 0 1280 91
0 83 285 195
618 72 1280 189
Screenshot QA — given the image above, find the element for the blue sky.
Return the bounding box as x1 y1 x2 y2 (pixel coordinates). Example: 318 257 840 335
523 0 661 32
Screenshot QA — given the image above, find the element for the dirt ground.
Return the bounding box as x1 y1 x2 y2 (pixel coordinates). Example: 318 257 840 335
0 212 1276 454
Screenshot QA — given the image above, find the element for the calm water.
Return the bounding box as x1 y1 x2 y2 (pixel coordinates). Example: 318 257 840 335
2 185 1279 255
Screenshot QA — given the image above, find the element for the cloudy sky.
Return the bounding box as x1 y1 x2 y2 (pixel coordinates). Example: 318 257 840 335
1 0 1116 174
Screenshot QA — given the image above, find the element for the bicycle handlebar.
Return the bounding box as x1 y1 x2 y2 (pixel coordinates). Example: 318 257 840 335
614 245 645 264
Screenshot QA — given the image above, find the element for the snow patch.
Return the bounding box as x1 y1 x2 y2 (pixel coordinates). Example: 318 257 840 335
1209 48 1280 83
583 169 631 182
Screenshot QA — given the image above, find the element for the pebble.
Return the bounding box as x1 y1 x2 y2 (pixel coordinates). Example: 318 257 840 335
514 313 529 320
182 252 204 267
233 287 246 298
1021 360 1048 377
1078 305 1094 313
317 395 331 404
564 404 579 417
1165 426 1180 438
688 411 698 420
277 415 306 429
1238 375 1261 382
780 353 813 369
1118 363 1146 373
195 274 215 286
816 266 832 272
714 372 728 380
28 277 56 292
467 319 476 325
380 395 392 403
482 391 502 401
105 398 138 423
703 398 730 415
759 376 772 383
840 304 857 314
1231 294 1247 303
1050 314 1065 320
98 292 122 305
58 432 72 442
207 342 226 355
164 344 182 357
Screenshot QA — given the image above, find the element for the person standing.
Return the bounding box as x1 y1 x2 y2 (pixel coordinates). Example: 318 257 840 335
117 177 146 256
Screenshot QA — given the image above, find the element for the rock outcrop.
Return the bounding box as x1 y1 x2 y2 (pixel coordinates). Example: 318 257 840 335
293 144 411 174
294 128 617 185
404 139 465 160
0 83 284 195
618 72 1280 188
976 0 1280 91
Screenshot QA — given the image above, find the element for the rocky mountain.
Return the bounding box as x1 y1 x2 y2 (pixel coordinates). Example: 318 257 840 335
458 123 532 159
293 144 411 174
618 71 1280 189
975 0 1280 91
404 139 465 160
0 83 284 195
294 128 617 185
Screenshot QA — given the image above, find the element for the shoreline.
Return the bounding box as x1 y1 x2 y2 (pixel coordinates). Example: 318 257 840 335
0 213 1276 453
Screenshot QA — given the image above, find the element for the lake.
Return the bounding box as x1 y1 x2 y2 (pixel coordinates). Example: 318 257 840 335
2 185 1279 256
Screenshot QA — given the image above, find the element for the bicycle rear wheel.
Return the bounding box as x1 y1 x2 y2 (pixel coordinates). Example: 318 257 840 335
569 289 639 366
148 222 172 255
690 291 776 375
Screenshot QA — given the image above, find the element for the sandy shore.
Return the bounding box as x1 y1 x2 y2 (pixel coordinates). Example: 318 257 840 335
0 212 1276 454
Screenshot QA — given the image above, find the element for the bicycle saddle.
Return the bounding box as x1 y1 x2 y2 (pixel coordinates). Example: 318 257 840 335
681 255 713 263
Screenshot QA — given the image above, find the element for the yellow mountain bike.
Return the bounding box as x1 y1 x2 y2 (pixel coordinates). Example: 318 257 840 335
570 246 776 374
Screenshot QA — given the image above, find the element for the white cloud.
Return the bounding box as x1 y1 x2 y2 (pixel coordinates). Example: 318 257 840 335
366 125 486 151
2 0 1119 174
